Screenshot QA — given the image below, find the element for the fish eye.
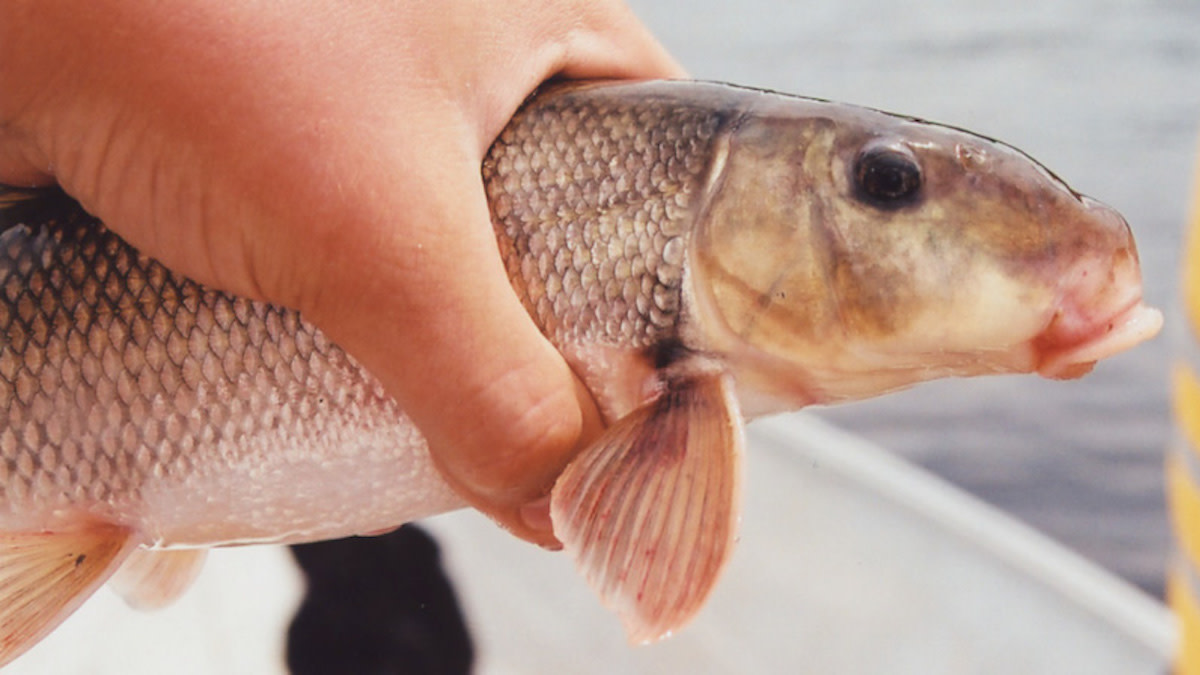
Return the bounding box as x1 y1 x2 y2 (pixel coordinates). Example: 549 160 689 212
853 144 922 208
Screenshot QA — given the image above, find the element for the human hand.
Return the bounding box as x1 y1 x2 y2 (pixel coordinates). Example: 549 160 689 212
0 0 684 546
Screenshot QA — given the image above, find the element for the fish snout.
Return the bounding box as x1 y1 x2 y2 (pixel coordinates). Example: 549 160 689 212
1081 195 1137 247
1032 200 1162 379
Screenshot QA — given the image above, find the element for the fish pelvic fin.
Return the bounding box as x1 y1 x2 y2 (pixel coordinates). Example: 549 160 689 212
109 548 208 610
0 524 136 667
550 373 744 644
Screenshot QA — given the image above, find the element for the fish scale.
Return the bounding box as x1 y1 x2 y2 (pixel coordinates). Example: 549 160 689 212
0 199 445 538
486 88 726 347
0 80 1164 663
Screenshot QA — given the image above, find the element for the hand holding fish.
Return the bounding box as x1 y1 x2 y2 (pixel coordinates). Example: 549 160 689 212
0 0 683 546
0 1 1166 667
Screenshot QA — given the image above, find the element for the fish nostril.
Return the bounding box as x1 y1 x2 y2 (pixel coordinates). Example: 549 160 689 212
954 143 988 170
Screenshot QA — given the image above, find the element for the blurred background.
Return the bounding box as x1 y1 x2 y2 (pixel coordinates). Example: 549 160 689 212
622 0 1199 598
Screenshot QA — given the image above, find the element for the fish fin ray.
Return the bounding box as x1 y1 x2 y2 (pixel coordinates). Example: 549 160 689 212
109 548 208 610
551 373 744 643
0 525 135 667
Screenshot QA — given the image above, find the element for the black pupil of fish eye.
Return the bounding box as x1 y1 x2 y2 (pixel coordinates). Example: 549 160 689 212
855 149 921 206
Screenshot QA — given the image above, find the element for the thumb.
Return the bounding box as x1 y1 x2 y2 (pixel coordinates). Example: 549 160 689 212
299 138 603 546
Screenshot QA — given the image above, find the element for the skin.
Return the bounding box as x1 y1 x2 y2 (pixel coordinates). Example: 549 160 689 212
0 0 685 546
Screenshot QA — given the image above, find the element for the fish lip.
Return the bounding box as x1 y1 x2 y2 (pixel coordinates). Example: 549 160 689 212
1034 299 1162 380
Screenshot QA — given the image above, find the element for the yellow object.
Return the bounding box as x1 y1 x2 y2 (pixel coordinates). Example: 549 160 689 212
1170 564 1200 675
1171 135 1200 675
1176 366 1200 457
1169 451 1200 577
1186 139 1200 340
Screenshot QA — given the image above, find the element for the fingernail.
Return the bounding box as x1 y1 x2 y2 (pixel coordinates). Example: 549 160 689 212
520 496 562 550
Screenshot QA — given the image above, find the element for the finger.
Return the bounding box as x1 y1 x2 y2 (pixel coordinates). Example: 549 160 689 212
443 1 686 153
296 134 603 546
332 2 682 543
0 140 54 187
551 1 689 81
364 2 683 543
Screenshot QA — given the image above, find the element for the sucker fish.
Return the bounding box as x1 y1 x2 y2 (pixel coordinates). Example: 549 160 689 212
0 80 1163 664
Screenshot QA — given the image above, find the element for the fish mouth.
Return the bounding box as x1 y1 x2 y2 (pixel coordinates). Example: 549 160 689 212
1034 299 1162 380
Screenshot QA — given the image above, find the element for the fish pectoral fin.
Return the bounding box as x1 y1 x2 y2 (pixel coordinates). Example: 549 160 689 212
550 373 744 643
108 548 208 610
0 524 136 667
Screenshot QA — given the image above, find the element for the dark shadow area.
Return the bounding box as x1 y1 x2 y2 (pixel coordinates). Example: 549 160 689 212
287 525 474 675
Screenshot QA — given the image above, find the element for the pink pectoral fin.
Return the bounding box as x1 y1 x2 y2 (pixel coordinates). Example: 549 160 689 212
0 525 136 667
550 373 744 643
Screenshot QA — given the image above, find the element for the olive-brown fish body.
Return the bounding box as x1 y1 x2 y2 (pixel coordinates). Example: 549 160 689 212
0 81 1161 662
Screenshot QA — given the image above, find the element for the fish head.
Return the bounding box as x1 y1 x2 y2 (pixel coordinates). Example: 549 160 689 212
690 94 1161 413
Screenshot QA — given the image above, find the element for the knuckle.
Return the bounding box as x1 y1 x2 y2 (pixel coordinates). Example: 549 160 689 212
449 364 585 506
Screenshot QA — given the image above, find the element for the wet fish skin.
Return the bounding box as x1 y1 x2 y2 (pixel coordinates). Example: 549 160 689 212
490 81 1157 414
488 81 1160 638
0 188 460 546
0 80 1161 662
685 88 1151 404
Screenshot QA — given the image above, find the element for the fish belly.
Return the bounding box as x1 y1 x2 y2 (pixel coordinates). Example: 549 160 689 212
0 211 460 545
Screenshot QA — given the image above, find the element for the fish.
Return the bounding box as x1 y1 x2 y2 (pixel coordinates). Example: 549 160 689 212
0 80 1162 664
